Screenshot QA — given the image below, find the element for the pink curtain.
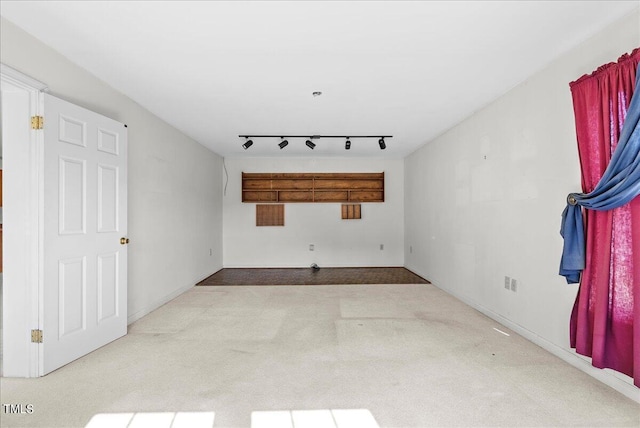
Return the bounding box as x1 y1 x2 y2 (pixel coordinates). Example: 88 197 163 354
569 48 640 386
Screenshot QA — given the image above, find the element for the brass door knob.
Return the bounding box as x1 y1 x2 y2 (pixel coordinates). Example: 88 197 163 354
120 237 130 245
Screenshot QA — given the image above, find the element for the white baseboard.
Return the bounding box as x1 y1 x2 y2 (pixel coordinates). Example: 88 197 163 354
404 265 639 403
126 270 219 325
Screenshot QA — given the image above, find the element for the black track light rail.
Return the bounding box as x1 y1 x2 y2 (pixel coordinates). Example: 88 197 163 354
240 135 391 150
239 135 393 139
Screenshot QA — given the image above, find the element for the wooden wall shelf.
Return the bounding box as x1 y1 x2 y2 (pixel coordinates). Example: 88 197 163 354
242 172 384 203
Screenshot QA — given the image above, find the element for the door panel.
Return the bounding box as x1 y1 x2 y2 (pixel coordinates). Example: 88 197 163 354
58 257 86 337
59 156 86 235
97 128 119 155
58 114 87 147
43 94 127 374
97 252 118 322
97 164 118 232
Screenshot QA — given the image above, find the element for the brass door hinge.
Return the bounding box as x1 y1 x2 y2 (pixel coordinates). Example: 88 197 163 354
31 116 44 130
31 329 43 343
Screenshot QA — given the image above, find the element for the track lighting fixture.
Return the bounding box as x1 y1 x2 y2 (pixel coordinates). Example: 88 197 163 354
242 138 253 150
238 135 392 150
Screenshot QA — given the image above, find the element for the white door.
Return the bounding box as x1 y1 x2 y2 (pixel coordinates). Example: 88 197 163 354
42 93 128 374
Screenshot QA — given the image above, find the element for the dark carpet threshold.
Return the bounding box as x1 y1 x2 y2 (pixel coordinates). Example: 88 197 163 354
197 267 430 286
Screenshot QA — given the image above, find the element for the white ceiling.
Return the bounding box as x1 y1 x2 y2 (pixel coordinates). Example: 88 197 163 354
1 1 638 158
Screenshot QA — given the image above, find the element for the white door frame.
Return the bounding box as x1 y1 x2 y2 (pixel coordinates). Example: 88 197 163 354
1 63 47 377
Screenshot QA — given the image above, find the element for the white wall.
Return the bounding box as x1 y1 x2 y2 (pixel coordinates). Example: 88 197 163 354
1 18 224 324
223 157 404 268
404 10 640 398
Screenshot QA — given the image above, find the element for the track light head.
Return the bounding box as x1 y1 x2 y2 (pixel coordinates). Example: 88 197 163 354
345 138 351 150
242 139 253 150
278 139 289 149
378 138 386 150
306 140 316 150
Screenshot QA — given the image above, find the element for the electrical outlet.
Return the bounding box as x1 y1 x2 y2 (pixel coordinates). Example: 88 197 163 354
510 278 517 292
380 244 384 250
504 276 510 290
309 244 314 251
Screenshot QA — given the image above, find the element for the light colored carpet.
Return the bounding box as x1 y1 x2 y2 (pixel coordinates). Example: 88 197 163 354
1 284 638 428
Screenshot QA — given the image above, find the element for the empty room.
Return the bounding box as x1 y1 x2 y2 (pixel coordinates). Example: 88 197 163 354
1 1 639 427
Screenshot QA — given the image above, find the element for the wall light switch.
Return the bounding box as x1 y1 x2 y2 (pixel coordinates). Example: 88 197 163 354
504 276 511 290
510 278 517 292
